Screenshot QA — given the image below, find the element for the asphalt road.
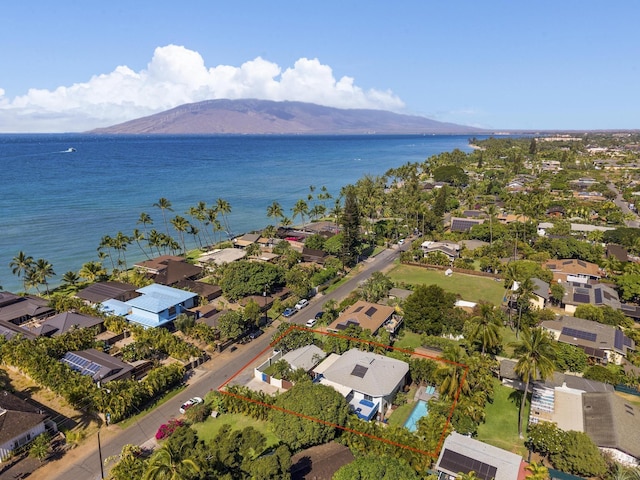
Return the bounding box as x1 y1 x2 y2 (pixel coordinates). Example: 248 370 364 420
609 182 640 228
47 242 408 479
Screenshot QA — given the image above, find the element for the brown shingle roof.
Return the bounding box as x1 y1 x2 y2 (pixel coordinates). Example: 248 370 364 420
0 391 48 445
327 300 394 334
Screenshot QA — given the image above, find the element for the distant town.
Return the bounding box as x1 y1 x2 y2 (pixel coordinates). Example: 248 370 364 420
2 132 640 479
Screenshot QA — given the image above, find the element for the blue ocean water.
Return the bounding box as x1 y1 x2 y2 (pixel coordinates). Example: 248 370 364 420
0 134 475 292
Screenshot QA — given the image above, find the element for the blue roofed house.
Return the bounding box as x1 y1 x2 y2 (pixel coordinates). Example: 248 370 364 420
124 284 198 328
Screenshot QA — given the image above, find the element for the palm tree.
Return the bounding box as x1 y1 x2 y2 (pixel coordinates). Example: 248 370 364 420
61 271 81 289
215 198 232 239
437 346 470 400
132 228 151 260
486 204 498 246
113 231 132 271
515 277 535 338
511 327 556 438
467 301 502 355
525 462 549 480
153 197 174 237
9 251 34 292
143 442 200 480
266 201 284 227
33 258 55 295
80 261 106 283
170 215 190 255
292 199 309 228
137 212 153 237
98 235 116 272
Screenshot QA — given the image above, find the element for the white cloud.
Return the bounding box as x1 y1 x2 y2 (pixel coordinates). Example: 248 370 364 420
0 45 405 133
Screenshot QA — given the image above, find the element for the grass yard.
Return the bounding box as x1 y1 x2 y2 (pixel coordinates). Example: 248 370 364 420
387 264 506 305
393 331 423 350
192 412 280 447
476 379 529 456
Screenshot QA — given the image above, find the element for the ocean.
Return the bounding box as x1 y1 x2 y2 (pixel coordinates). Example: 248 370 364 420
0 134 476 292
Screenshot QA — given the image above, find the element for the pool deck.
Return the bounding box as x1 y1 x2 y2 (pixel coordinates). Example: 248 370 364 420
415 384 439 402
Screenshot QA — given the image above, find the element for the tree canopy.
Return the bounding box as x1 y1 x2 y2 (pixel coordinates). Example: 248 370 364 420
402 284 460 335
333 455 420 480
270 382 350 450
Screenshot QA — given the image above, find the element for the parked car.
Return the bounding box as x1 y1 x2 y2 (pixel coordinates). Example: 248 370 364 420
295 299 309 310
314 311 324 320
305 318 317 328
180 396 203 414
248 329 264 339
283 308 296 318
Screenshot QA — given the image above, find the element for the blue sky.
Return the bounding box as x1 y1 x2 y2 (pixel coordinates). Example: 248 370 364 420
1 1 638 132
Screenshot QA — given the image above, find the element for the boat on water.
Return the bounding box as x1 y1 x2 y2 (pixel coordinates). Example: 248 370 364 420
65 147 76 153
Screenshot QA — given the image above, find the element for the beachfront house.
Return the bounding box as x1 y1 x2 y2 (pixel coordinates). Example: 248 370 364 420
124 284 198 329
312 348 409 421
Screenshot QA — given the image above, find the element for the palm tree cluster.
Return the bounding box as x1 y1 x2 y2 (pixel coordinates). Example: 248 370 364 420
9 251 56 294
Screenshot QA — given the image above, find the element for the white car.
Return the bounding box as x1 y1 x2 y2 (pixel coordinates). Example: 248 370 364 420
295 299 309 310
305 318 317 328
179 396 203 414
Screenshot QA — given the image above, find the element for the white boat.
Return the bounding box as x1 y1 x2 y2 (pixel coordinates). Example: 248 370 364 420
65 147 76 153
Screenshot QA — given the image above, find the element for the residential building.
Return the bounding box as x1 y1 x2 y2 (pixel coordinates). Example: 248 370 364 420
326 300 399 335
22 311 104 337
0 391 54 462
76 281 139 304
0 292 54 325
530 278 550 310
312 348 409 421
61 348 133 383
541 315 635 365
124 284 198 328
434 432 525 480
134 256 202 286
583 392 640 466
606 245 629 263
421 241 461 262
560 282 621 314
542 259 604 284
450 217 484 233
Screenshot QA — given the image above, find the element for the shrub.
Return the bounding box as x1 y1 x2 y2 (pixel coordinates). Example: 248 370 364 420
155 419 184 440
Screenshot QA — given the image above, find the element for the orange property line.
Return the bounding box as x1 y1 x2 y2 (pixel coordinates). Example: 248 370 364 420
217 324 468 457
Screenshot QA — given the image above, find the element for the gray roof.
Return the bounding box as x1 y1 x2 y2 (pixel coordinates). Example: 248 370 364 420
531 278 550 300
61 348 133 383
435 432 523 480
0 391 48 445
320 348 408 397
76 281 138 303
583 392 640 459
0 295 54 323
26 311 103 337
281 345 326 372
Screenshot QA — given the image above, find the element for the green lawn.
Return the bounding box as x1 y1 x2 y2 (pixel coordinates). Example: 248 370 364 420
393 331 423 350
476 379 529 456
387 264 506 305
387 402 415 427
192 412 280 447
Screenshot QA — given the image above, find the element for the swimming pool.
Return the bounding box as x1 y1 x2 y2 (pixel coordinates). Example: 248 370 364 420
404 400 429 432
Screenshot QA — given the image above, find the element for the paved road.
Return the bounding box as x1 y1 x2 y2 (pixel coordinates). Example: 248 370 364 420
45 242 408 479
609 182 640 228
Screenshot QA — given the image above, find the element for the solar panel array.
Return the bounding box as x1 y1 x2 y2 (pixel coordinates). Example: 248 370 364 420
451 219 481 232
573 293 591 304
364 306 377 317
561 327 597 342
439 450 497 480
61 352 102 377
614 330 624 351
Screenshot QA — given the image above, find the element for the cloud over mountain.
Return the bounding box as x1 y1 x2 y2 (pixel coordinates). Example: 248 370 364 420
0 45 405 133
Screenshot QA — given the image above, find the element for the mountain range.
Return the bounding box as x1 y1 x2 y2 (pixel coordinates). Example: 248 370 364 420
89 99 487 135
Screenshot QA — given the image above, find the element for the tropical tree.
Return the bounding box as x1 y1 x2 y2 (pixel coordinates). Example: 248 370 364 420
466 301 502 355
33 258 55 295
266 201 284 226
113 231 132 271
437 345 470 400
132 228 151 260
292 199 309 228
511 328 556 437
28 433 51 462
525 461 549 480
153 197 174 237
143 441 200 480
215 198 233 239
137 212 153 237
170 215 190 255
9 251 34 292
61 271 82 289
80 261 107 283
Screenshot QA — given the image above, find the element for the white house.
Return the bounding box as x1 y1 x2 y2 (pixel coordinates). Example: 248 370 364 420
312 348 409 421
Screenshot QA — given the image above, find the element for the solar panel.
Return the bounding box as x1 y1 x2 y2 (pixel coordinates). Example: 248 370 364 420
351 365 368 378
61 352 104 378
624 336 633 347
578 260 587 268
364 307 377 317
354 306 364 313
562 327 597 342
573 293 590 304
575 287 590 295
614 330 624 350
594 289 603 304
439 449 498 480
